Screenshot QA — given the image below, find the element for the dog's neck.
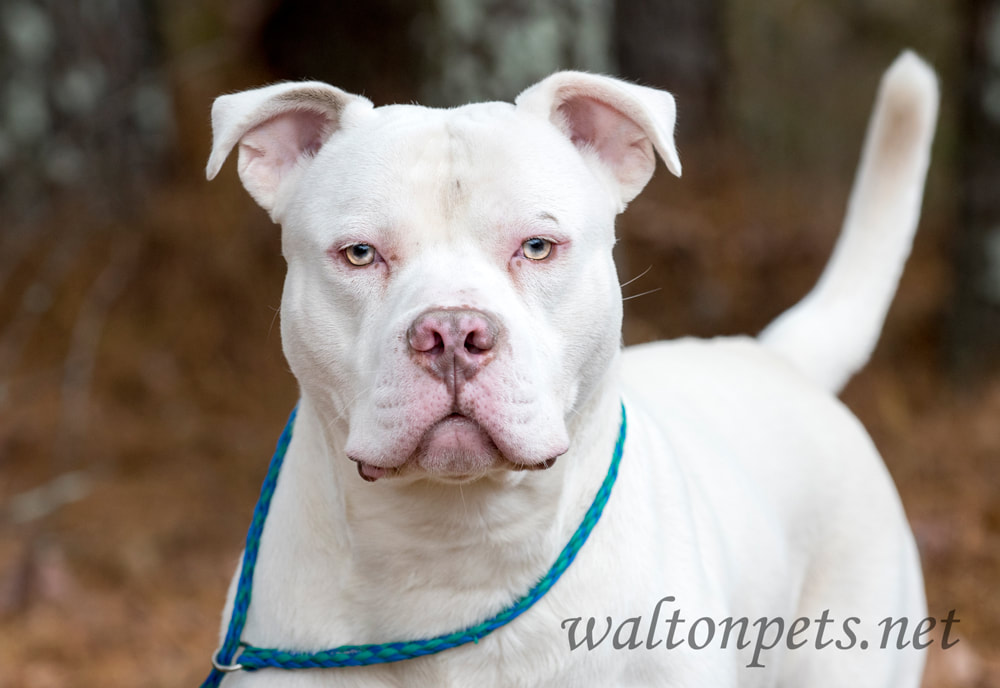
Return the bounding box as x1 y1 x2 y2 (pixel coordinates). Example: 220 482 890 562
246 360 624 645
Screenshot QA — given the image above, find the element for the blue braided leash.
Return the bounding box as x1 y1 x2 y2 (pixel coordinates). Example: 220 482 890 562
200 402 627 685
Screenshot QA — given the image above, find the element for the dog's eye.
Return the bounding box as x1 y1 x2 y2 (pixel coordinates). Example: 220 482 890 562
344 243 377 266
522 238 553 261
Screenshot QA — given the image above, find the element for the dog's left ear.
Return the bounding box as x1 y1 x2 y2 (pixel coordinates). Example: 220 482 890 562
516 72 681 208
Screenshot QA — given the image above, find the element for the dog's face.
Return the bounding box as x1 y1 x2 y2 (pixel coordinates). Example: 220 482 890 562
280 104 624 481
207 75 681 482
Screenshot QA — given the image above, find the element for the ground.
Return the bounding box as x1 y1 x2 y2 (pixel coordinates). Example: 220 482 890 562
0 156 996 687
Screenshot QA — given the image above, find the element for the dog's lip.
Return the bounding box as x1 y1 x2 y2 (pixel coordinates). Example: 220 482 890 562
510 455 559 471
348 413 481 483
434 410 479 429
356 462 387 482
350 452 559 482
348 411 564 482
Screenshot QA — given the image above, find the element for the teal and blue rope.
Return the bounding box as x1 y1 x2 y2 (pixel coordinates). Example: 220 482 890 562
201 402 626 685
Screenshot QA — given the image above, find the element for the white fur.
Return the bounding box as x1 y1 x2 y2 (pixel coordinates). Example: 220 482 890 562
759 52 939 393
205 53 937 687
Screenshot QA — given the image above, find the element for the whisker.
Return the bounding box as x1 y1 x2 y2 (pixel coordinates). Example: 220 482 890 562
267 304 281 340
622 287 662 302
619 265 652 290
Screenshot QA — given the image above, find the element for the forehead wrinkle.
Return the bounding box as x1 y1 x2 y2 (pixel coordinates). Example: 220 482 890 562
431 106 530 240
441 120 469 222
392 113 479 243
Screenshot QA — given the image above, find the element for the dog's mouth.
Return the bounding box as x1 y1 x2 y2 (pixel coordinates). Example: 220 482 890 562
352 412 560 483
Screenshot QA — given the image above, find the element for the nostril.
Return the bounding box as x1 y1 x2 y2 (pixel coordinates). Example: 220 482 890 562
464 331 482 354
463 324 495 354
430 331 445 355
408 322 447 355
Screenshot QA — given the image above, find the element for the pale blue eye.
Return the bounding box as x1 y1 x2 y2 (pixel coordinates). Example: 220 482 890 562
522 238 553 261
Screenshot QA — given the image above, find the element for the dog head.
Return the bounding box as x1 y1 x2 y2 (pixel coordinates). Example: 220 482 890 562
207 74 681 483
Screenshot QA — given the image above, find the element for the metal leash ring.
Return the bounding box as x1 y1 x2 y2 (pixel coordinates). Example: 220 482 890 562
211 647 245 673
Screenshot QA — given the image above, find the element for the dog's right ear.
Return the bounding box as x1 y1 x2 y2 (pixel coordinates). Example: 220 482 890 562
206 82 373 218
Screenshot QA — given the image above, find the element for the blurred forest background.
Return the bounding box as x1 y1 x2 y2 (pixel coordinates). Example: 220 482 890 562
0 1 998 686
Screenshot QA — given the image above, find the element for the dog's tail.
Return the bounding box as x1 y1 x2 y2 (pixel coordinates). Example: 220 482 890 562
758 51 939 394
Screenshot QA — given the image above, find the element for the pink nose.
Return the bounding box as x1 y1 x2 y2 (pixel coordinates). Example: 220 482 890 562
407 308 499 381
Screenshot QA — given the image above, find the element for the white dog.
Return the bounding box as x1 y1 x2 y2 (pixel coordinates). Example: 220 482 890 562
202 51 938 687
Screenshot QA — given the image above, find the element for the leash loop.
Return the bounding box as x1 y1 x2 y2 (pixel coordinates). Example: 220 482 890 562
200 402 626 685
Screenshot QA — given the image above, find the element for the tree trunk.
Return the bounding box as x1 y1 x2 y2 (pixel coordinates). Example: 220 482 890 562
952 0 1000 381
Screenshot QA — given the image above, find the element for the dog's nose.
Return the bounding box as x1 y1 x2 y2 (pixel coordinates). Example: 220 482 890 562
407 308 498 381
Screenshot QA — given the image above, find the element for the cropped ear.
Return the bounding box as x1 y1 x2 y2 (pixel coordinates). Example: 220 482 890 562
515 72 681 207
206 81 373 217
